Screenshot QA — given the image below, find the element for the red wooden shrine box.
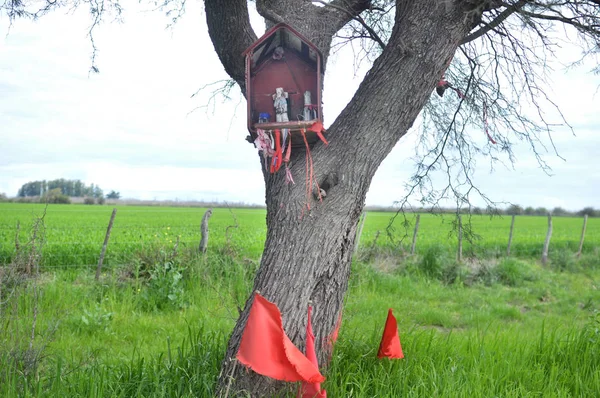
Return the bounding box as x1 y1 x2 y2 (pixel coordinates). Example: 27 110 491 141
243 23 324 146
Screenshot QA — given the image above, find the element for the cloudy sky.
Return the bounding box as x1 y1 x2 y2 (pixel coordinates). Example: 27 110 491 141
1 2 598 210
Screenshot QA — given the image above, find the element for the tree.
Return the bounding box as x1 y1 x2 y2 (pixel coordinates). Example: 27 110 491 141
552 206 569 216
16 179 102 198
106 191 121 200
506 204 524 216
4 0 600 395
42 188 71 204
577 207 598 217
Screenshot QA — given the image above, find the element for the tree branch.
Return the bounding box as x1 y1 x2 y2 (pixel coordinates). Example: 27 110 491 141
325 0 374 27
313 0 385 49
460 0 529 45
203 0 257 94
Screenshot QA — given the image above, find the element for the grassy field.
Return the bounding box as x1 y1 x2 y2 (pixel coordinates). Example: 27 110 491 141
1 203 598 268
1 203 600 397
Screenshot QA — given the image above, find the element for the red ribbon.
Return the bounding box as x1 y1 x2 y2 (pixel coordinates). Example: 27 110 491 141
270 129 283 173
483 102 497 145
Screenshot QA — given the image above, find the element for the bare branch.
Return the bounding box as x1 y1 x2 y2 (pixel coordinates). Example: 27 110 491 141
460 0 528 44
203 0 257 93
313 0 386 48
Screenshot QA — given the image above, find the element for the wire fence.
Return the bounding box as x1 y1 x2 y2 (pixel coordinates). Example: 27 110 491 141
0 211 598 271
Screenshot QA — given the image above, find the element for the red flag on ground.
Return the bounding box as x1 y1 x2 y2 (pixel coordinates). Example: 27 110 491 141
377 309 404 359
236 293 325 384
299 306 327 398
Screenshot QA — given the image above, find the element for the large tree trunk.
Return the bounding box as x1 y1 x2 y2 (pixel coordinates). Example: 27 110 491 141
208 0 477 396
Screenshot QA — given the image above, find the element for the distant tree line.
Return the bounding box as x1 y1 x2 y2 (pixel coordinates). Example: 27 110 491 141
17 179 104 199
365 205 600 218
503 205 599 217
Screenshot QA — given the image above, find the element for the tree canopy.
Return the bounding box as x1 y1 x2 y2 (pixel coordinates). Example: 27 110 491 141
17 179 104 199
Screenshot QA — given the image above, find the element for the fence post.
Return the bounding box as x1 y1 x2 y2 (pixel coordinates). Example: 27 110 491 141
507 215 516 256
368 230 381 257
199 208 213 253
411 214 421 255
541 213 552 266
576 214 588 258
457 214 463 262
354 211 367 253
96 208 117 281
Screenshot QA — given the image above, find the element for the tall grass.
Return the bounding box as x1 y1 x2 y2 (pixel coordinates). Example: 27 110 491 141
2 205 600 396
2 312 598 397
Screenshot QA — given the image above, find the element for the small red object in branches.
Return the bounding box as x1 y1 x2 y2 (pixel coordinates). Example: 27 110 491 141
483 102 497 145
437 78 465 99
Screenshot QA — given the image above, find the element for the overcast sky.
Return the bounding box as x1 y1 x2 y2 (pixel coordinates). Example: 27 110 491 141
1 2 598 210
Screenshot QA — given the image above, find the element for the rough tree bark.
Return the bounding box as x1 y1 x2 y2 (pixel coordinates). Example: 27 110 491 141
205 0 479 395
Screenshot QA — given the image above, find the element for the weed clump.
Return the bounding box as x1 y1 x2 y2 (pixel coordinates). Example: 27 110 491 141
551 250 578 272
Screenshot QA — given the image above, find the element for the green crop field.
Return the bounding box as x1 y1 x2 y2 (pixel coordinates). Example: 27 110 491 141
1 203 600 397
1 203 598 268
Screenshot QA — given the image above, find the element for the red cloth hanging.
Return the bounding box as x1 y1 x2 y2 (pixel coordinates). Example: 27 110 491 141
270 129 283 173
300 129 323 210
298 306 327 398
237 293 325 383
328 312 342 348
307 121 329 145
483 102 497 144
377 309 404 359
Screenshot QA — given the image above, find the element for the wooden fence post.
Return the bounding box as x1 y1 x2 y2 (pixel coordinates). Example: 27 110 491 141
576 214 588 258
354 211 367 253
457 214 463 262
411 214 421 255
96 208 117 281
368 230 381 256
507 215 516 256
541 213 552 266
199 209 213 253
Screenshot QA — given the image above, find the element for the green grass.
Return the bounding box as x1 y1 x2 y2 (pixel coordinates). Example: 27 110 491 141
0 203 267 267
2 204 600 396
1 203 599 268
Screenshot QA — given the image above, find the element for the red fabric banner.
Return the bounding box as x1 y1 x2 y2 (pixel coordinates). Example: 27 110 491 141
237 293 325 383
299 306 327 398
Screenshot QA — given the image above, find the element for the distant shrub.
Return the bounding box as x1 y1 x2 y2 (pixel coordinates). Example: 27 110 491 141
441 261 468 285
577 207 599 217
495 258 536 286
506 204 524 215
552 207 570 216
15 196 38 203
96 196 106 205
471 262 498 286
0 193 7 202
42 188 71 204
579 250 600 270
418 245 446 279
551 250 578 272
83 197 95 205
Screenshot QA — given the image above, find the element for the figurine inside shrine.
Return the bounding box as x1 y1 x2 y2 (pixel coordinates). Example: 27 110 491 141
273 87 289 122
